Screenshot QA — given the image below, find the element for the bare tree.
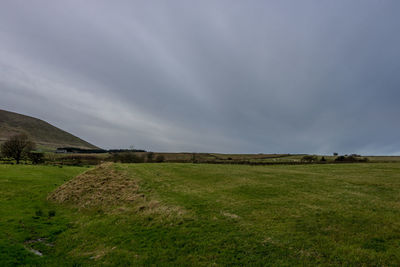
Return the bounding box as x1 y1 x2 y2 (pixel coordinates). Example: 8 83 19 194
1 134 35 164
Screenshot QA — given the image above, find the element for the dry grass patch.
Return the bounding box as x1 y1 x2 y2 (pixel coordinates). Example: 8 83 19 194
221 211 240 219
48 163 189 222
48 163 140 209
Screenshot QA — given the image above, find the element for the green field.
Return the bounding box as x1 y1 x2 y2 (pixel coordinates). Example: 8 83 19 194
0 165 88 265
1 163 400 266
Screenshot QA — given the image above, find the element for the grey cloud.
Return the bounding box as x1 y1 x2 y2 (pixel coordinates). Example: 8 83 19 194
1 0 399 154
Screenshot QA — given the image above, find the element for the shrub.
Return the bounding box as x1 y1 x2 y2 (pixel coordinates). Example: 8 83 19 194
57 155 102 166
155 155 165 163
335 155 346 162
147 152 154 163
301 155 317 162
335 155 369 163
111 152 145 163
28 152 45 164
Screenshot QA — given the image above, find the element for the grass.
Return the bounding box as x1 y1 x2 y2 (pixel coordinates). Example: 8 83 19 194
3 151 398 166
0 164 88 266
117 163 400 265
129 152 306 163
39 151 400 166
1 163 400 265
0 109 97 150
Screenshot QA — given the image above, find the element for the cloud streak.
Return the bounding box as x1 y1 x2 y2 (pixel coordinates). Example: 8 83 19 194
1 0 399 154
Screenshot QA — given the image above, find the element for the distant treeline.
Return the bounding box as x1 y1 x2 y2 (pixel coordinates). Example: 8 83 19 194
56 147 147 153
108 149 147 153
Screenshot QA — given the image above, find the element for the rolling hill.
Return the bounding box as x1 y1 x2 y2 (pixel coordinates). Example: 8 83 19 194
0 109 98 150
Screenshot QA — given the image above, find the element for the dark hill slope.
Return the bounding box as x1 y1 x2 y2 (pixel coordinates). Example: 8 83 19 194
0 109 98 150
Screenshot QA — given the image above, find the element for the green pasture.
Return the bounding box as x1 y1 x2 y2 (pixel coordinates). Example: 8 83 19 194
1 163 400 266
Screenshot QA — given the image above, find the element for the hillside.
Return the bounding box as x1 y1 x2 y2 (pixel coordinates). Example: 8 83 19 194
0 109 98 150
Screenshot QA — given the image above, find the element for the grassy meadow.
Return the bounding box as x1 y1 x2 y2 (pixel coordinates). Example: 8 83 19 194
1 162 400 265
0 165 88 265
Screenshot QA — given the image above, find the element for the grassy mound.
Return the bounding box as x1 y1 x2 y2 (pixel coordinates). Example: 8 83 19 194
48 163 140 208
48 163 188 220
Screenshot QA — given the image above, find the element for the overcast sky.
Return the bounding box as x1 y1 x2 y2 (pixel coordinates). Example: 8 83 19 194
1 1 399 154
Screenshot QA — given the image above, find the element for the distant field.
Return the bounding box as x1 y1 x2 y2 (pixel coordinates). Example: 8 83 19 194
45 152 400 165
3 151 399 166
135 152 307 163
1 163 400 265
364 156 400 162
137 153 400 163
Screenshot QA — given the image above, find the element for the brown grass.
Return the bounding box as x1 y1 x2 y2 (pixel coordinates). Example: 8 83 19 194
48 163 189 221
48 163 141 208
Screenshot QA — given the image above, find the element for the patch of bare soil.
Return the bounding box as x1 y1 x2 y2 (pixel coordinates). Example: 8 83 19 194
48 163 141 209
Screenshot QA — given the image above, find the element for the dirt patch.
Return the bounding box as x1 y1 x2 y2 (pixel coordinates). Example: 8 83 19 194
221 211 240 219
48 163 141 209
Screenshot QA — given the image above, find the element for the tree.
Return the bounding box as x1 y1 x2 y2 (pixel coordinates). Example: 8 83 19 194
1 134 35 164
